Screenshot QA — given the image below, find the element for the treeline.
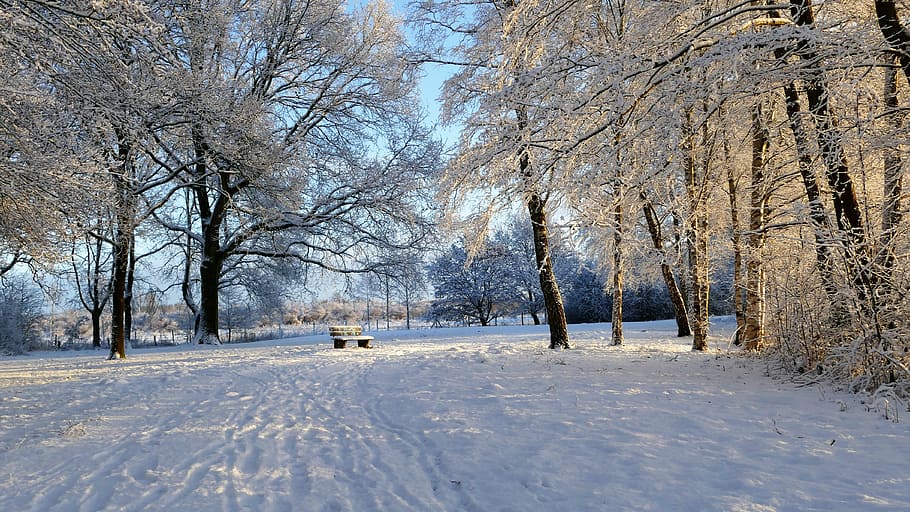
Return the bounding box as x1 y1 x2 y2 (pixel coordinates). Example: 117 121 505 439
425 219 735 327
419 0 910 395
4 0 910 399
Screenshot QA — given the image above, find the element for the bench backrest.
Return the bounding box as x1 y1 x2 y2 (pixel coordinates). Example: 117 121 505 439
329 325 362 336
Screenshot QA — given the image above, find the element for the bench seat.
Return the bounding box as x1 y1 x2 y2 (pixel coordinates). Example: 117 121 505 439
329 326 374 348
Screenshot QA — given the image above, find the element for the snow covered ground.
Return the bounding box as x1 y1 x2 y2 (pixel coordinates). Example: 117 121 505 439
0 319 907 511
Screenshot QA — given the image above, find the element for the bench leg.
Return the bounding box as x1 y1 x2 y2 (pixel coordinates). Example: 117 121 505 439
357 339 372 348
334 339 347 349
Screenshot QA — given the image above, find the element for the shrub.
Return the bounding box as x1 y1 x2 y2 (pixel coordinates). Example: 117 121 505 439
0 278 42 355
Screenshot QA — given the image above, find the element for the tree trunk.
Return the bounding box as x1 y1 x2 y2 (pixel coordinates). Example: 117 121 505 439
880 59 903 274
108 133 134 360
190 126 232 346
405 297 411 330
91 308 103 348
516 106 569 349
641 197 691 337
611 202 623 346
876 1 910 85
385 277 391 330
875 5 907 278
124 241 135 347
109 227 129 359
529 289 541 325
726 160 745 346
683 114 710 352
743 101 771 351
76 231 109 349
688 209 710 352
790 0 870 300
527 193 570 349
195 182 225 345
196 249 223 344
780 81 839 299
673 213 690 314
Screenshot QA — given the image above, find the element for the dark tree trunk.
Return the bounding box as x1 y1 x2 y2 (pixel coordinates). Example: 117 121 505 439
196 243 224 345
109 228 129 359
108 132 134 360
405 297 411 330
781 81 839 300
804 86 865 242
385 276 391 330
124 241 135 347
75 231 109 349
790 0 870 300
875 3 907 277
528 289 541 325
642 197 691 337
874 25 906 357
528 193 570 349
190 126 236 345
91 308 103 348
876 1 910 85
516 106 569 349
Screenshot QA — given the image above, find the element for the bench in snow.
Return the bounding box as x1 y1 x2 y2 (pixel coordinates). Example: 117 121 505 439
329 325 374 349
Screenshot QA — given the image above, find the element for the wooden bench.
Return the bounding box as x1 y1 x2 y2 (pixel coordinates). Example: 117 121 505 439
329 325 374 349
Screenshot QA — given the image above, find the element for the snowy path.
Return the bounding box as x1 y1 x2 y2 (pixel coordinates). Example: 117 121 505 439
0 321 907 511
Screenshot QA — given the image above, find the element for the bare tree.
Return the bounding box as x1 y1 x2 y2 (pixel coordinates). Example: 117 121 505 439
147 0 437 344
70 224 113 348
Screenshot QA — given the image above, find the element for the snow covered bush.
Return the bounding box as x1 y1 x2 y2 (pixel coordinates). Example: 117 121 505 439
0 278 42 355
766 250 910 403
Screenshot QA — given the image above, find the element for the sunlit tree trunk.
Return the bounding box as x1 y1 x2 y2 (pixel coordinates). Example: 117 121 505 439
611 198 623 346
683 113 710 352
743 101 771 350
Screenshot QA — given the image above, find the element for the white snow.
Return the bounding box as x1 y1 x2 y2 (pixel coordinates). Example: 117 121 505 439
0 319 907 511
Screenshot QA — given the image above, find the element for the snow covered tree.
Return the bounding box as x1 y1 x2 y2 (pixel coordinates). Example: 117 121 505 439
412 0 570 348
492 218 545 324
1 1 167 357
0 5 109 271
387 252 429 330
0 277 42 355
70 224 113 348
428 241 515 326
145 0 438 344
